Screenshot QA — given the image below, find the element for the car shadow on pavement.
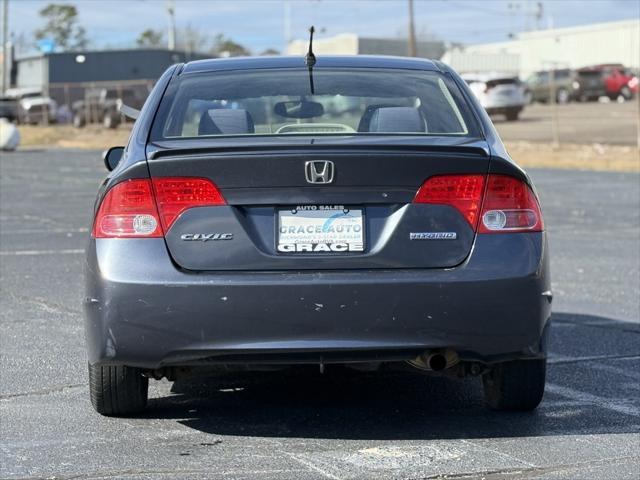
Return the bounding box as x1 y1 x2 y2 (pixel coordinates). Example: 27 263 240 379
142 312 640 440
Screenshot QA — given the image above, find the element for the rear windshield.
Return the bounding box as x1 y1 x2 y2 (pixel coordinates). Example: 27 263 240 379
150 68 479 140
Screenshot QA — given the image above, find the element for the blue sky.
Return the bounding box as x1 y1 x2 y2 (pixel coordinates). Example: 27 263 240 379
8 0 640 54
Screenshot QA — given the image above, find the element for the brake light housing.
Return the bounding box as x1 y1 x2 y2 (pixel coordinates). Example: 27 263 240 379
414 175 485 229
92 177 225 238
414 174 543 233
478 175 543 233
152 177 226 232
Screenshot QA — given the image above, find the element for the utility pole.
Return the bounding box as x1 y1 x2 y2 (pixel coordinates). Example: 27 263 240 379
1 0 8 95
408 0 417 57
166 0 176 51
283 1 291 53
549 64 559 147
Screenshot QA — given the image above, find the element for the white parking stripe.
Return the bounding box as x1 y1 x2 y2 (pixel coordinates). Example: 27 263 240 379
546 383 640 418
283 453 342 480
549 354 640 381
0 227 89 235
0 249 84 256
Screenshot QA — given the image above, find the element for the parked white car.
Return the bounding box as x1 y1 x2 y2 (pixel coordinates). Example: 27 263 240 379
4 88 57 125
462 73 526 121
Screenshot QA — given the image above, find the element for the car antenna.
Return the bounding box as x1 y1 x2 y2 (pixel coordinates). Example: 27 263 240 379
305 26 316 94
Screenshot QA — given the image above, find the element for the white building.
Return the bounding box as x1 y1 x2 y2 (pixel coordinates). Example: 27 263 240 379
288 33 446 59
442 19 639 77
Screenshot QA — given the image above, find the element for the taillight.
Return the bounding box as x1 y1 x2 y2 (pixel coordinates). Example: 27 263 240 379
92 177 225 238
152 177 225 232
414 175 485 229
478 175 543 233
414 174 543 233
93 179 162 238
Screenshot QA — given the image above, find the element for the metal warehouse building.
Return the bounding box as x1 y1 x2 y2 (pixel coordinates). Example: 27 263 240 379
12 48 208 106
16 48 205 89
443 19 639 77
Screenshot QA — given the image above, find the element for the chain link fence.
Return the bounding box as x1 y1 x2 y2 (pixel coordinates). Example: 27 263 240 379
12 79 154 127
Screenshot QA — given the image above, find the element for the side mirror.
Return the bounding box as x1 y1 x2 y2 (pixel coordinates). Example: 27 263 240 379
103 146 124 171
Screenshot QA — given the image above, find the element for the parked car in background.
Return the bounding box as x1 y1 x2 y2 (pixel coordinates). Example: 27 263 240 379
462 73 526 120
524 69 579 104
574 64 637 102
596 64 636 100
574 68 607 101
5 88 57 124
72 88 145 129
0 96 19 122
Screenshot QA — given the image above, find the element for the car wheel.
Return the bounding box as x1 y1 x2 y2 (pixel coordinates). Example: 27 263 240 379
556 88 570 104
88 363 148 416
482 358 546 411
619 86 632 101
73 113 86 128
505 109 519 121
102 112 120 129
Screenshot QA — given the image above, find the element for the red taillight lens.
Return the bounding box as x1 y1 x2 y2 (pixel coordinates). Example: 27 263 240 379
152 177 225 232
92 179 163 238
478 175 543 233
414 175 485 229
413 174 543 233
92 177 225 238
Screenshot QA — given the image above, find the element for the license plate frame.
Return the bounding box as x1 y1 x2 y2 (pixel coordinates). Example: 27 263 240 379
276 205 365 254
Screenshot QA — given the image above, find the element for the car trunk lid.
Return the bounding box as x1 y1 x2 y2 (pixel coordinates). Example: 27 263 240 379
146 141 490 271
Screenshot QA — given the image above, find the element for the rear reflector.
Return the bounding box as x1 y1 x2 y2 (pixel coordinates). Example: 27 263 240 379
92 177 225 238
414 175 485 229
414 174 543 233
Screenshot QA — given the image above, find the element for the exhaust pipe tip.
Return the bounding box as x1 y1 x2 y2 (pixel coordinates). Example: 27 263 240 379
408 349 459 372
427 353 447 372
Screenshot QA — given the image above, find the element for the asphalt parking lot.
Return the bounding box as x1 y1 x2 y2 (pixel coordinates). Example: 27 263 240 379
495 101 639 146
1 149 639 479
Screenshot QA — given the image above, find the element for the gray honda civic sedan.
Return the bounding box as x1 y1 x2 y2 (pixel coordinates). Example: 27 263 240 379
84 55 551 416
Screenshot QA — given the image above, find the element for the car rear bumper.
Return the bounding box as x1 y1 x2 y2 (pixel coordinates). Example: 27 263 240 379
84 233 551 369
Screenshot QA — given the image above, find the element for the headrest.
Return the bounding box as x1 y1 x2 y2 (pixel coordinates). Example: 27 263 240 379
199 109 255 135
367 107 426 133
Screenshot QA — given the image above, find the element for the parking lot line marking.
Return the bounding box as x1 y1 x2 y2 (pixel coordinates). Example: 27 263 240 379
283 453 342 480
0 249 84 256
462 439 535 468
546 383 640 418
589 362 640 382
549 354 640 381
549 354 640 365
0 227 89 235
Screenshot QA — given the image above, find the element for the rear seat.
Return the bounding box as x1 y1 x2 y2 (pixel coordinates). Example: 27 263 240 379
199 109 255 135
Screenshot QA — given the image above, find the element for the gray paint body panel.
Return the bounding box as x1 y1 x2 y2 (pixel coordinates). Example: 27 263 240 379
84 233 551 368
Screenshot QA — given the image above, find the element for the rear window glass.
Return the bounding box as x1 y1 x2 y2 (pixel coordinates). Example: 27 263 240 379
151 68 479 140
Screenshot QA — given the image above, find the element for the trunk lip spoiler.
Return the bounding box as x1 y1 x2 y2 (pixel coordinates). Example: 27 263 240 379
147 140 490 160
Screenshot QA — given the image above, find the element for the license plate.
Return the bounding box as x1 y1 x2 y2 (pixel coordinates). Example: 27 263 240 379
277 205 364 254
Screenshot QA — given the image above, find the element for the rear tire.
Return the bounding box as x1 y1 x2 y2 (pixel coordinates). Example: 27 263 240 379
73 113 86 128
482 358 546 411
619 86 632 101
505 109 520 121
102 112 120 129
88 363 148 416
